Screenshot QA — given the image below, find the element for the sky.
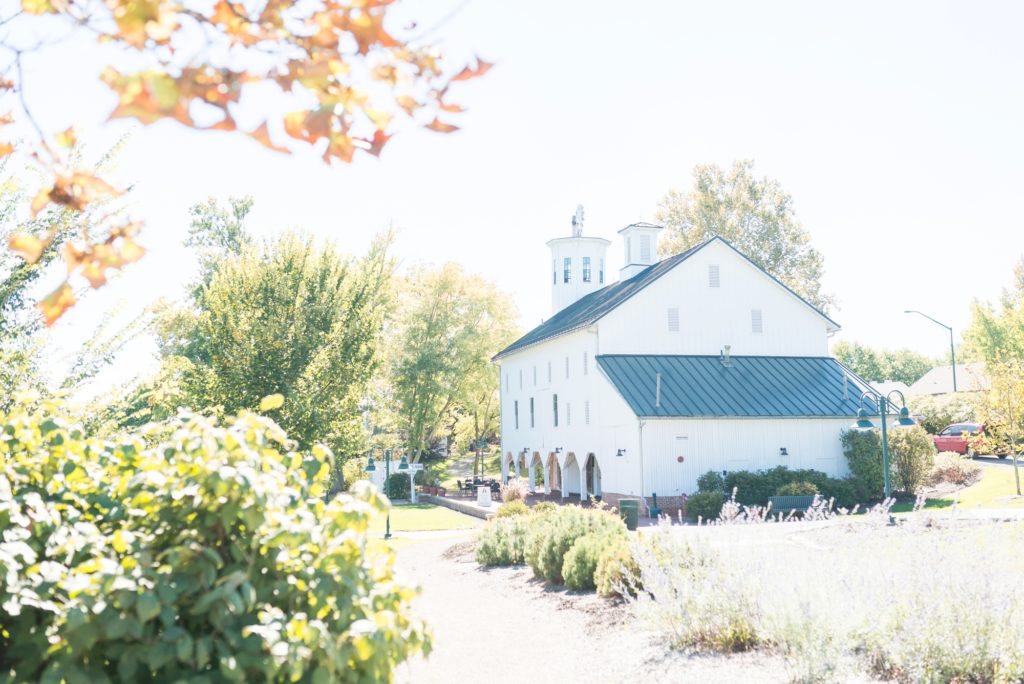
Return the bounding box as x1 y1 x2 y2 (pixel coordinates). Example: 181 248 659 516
7 0 1024 391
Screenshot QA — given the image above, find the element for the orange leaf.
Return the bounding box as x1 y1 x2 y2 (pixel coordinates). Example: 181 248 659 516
425 118 459 133
31 185 52 216
118 237 146 264
452 58 493 82
438 101 465 114
0 142 13 157
81 259 107 288
8 234 49 263
367 129 390 157
396 95 418 116
39 283 75 326
250 122 291 154
55 126 76 148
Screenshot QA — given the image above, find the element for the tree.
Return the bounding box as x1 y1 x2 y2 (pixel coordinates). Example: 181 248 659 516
833 340 934 385
963 256 1024 364
3 1 489 323
390 263 519 462
976 359 1024 496
656 160 832 311
153 199 395 453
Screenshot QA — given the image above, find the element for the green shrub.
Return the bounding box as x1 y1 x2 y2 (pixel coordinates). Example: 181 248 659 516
595 538 641 598
525 506 627 584
697 470 726 493
909 393 976 435
531 501 557 516
562 533 608 591
475 516 530 566
776 481 819 496
0 404 427 682
888 426 936 494
385 472 412 499
686 490 725 520
341 456 367 490
842 429 885 501
495 500 530 518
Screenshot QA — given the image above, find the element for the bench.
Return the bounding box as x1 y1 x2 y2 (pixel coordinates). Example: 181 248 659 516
768 495 817 516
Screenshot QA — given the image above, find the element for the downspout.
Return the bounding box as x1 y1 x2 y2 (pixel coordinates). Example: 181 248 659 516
638 417 646 505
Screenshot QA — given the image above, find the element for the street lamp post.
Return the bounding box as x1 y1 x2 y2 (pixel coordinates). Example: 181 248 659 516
365 447 409 540
852 390 916 498
905 310 957 392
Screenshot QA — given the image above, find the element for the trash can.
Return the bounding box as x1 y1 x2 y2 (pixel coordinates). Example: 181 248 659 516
618 499 640 531
476 485 492 508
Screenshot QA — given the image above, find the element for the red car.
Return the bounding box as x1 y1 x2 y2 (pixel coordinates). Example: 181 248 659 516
933 423 1004 458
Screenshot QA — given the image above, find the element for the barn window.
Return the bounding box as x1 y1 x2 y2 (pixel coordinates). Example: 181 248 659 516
547 361 552 383
709 264 720 288
514 401 519 429
552 260 556 284
563 257 571 283
519 369 523 389
583 256 592 282
752 309 764 334
599 258 605 284
667 307 680 332
530 398 535 428
533 365 537 385
553 394 559 427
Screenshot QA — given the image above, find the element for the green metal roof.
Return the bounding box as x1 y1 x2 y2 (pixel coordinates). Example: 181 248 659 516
493 236 838 361
597 355 874 418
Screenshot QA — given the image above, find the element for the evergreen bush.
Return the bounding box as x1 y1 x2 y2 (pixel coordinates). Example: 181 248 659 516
841 428 885 501
697 470 726 493
495 500 530 518
776 481 819 496
686 491 725 520
562 533 607 591
595 538 641 598
475 516 531 566
888 426 936 494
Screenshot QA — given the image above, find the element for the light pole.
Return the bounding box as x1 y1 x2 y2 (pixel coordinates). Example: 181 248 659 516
852 390 916 498
365 447 409 540
905 310 957 392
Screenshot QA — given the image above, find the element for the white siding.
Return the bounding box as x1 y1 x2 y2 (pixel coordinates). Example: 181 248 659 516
639 417 852 497
599 240 831 356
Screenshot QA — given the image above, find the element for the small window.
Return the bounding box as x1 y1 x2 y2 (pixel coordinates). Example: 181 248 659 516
530 398 535 428
599 258 605 284
751 309 763 334
519 369 523 389
583 256 592 283
626 236 632 262
565 356 570 379
667 307 680 332
563 257 571 283
583 351 588 375
709 264 720 288
552 260 556 285
584 400 591 425
553 394 559 427
514 400 519 429
566 402 571 426
547 361 552 383
639 235 651 262
533 366 537 385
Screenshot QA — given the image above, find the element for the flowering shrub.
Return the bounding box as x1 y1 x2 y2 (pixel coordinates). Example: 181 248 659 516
499 477 529 503
0 403 428 682
929 451 983 487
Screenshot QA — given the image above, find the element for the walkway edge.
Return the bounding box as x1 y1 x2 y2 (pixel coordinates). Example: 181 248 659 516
421 494 495 520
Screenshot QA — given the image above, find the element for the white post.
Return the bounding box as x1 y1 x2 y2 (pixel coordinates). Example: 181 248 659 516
528 457 536 493
501 454 508 484
560 463 566 501
543 460 551 495
410 473 417 504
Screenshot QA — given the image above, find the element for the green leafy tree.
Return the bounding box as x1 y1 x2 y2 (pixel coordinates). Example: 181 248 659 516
833 340 934 385
390 263 519 462
153 199 395 454
963 256 1024 364
976 359 1024 495
656 160 832 310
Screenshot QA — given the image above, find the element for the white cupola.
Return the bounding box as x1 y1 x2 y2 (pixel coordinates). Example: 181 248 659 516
547 205 611 316
618 222 664 280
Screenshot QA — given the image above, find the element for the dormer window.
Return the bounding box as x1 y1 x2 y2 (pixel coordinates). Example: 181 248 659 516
599 258 604 284
583 256 592 282
563 257 571 283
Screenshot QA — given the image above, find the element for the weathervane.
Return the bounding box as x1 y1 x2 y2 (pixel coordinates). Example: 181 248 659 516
571 204 584 237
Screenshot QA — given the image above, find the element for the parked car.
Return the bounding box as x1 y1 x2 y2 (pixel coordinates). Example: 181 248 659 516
933 423 1006 458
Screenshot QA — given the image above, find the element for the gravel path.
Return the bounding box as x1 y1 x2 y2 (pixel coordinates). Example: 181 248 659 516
392 531 794 684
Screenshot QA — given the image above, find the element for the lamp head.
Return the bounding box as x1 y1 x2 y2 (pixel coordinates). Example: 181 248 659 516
853 407 876 430
616 448 625 458
364 455 377 473
896 406 916 427
397 454 409 470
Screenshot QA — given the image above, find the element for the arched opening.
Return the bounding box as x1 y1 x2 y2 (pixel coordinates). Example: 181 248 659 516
546 452 561 495
585 453 602 500
563 452 581 499
503 451 515 483
529 452 543 493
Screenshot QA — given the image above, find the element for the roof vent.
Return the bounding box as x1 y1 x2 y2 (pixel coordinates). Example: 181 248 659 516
720 345 732 367
655 372 662 408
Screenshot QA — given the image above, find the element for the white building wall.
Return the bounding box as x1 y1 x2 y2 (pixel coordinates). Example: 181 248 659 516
639 417 853 497
498 329 641 496
547 236 611 316
600 240 833 357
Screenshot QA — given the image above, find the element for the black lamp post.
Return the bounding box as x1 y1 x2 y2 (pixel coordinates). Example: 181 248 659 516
365 447 409 540
905 310 957 392
851 390 916 498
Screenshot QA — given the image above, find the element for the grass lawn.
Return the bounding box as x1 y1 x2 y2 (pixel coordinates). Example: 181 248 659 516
955 464 1024 508
890 498 955 513
368 503 481 536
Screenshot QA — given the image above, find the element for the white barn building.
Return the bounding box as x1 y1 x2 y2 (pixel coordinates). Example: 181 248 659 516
493 215 873 514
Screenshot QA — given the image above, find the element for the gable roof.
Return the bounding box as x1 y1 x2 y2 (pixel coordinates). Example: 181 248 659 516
908 362 989 396
493 235 838 361
597 354 873 418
